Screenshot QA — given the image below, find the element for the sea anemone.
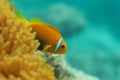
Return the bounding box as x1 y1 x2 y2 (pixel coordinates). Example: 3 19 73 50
0 53 55 80
0 0 55 80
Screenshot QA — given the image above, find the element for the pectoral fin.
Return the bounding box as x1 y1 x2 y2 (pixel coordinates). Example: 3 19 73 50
42 45 52 52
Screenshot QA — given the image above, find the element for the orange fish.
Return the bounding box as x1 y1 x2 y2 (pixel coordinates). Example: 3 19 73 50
15 11 66 54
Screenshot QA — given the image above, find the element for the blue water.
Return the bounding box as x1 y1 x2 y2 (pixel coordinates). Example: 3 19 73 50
9 0 120 80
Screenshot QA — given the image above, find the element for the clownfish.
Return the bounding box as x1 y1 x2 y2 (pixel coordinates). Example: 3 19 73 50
15 11 66 54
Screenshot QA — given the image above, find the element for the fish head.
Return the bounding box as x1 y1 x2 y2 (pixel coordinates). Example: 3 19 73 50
54 38 66 54
57 40 66 54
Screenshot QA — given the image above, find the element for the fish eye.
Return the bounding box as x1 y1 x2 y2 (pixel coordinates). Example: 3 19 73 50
61 45 65 48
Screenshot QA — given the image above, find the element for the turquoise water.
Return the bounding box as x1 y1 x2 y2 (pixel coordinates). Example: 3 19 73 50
9 0 120 80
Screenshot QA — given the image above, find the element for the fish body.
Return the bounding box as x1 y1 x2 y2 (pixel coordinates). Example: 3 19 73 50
30 23 66 54
15 11 66 54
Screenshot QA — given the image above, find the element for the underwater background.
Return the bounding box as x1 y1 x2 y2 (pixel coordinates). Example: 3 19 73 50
9 0 120 80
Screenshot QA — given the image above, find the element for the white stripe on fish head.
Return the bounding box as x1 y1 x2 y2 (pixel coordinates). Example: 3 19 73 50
54 38 63 52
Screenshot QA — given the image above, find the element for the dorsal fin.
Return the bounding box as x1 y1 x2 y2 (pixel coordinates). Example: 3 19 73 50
30 18 60 33
15 10 26 20
29 18 44 23
15 10 28 23
47 24 59 32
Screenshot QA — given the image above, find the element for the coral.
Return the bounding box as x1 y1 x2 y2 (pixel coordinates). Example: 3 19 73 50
0 0 55 80
41 53 99 80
